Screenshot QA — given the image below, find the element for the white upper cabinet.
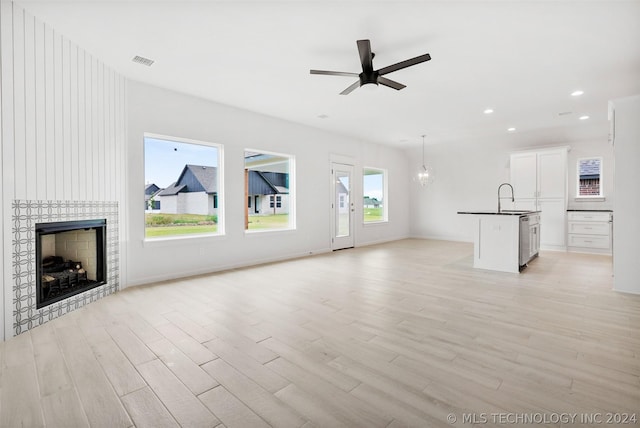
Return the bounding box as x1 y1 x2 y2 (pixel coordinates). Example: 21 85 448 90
510 153 537 199
510 149 567 200
538 150 567 198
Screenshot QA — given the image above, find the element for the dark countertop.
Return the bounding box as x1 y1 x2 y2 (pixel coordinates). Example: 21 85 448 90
457 210 541 216
567 209 613 212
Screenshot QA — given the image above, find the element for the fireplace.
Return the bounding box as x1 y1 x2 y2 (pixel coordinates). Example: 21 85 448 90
36 219 107 309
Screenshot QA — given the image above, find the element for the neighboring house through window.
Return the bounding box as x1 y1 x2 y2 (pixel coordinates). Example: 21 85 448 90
577 157 603 197
244 150 295 231
144 134 223 238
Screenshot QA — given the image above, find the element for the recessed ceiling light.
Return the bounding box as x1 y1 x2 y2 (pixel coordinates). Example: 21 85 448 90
571 90 584 97
507 127 516 132
484 109 494 114
558 111 573 116
579 115 590 120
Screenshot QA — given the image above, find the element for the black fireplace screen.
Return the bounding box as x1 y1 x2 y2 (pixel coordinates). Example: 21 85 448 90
35 219 107 309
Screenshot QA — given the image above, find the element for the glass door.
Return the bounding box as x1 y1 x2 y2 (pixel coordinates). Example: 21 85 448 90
332 163 355 250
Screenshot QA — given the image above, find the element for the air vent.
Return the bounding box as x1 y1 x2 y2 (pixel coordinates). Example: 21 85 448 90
132 55 154 67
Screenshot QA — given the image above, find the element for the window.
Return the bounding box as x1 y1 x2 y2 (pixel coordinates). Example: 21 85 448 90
244 150 295 231
577 157 603 197
144 134 223 239
363 167 387 223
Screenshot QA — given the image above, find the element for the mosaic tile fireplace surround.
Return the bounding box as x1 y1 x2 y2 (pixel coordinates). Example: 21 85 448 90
11 200 119 336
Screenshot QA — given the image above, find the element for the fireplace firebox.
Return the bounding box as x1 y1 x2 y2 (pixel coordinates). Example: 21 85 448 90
36 219 107 309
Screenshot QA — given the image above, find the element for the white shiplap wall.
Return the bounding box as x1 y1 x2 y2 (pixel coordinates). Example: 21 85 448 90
0 2 127 340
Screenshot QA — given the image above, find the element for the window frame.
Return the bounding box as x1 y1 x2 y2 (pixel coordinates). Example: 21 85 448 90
244 148 296 233
143 132 224 241
576 156 604 199
362 167 388 224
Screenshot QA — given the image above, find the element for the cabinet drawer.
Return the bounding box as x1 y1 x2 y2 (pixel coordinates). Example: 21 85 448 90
568 222 610 236
567 212 611 222
568 234 610 249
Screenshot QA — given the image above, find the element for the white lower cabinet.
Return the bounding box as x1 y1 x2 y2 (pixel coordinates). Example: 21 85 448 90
567 211 612 254
538 199 566 249
515 198 566 250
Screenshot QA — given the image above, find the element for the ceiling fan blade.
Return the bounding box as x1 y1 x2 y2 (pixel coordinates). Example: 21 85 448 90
357 39 373 73
310 69 359 77
377 76 406 91
377 53 431 76
340 80 361 95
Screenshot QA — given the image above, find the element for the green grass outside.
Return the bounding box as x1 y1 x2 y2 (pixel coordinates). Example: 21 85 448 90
146 224 218 237
145 213 291 236
247 214 290 230
146 213 217 226
364 207 384 222
145 213 217 238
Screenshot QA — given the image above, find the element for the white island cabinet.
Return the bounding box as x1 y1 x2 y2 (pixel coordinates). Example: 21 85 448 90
458 211 541 273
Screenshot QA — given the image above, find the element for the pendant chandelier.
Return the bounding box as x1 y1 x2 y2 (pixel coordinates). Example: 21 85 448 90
415 135 433 187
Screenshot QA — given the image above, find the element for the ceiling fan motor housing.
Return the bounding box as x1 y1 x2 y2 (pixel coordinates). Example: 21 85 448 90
360 71 379 86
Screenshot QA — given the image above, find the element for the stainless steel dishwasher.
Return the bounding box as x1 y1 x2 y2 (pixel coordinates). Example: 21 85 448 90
519 215 530 269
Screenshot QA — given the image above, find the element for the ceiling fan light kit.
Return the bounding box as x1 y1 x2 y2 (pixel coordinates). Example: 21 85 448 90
310 39 431 95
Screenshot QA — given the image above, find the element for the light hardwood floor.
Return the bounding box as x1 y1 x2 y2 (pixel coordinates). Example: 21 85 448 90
1 239 639 427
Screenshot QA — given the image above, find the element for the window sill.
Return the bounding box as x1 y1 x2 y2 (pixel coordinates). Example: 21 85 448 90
244 228 296 237
143 233 225 247
574 196 606 202
363 220 388 226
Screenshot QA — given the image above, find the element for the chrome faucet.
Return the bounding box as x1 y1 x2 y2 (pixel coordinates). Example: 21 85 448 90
498 183 514 213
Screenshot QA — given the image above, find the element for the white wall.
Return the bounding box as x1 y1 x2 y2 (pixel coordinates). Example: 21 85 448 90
409 141 511 242
126 81 410 286
0 3 127 340
409 138 614 243
612 95 640 294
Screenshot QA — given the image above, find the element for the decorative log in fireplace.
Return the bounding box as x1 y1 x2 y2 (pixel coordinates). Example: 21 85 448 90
36 219 107 309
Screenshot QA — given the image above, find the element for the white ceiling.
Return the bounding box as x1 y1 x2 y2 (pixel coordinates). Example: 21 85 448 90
15 0 640 149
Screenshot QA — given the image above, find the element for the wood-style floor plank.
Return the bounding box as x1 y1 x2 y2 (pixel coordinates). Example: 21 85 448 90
89 336 148 397
0 239 638 427
136 359 219 427
121 386 179 428
0 360 45 428
155 321 218 366
41 388 90 428
203 337 289 393
201 358 305 428
198 385 271 428
54 324 132 428
148 337 219 395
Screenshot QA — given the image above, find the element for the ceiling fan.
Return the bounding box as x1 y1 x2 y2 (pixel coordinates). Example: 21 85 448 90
310 39 431 95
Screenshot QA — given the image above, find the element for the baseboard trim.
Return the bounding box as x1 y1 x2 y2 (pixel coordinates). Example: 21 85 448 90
125 247 333 288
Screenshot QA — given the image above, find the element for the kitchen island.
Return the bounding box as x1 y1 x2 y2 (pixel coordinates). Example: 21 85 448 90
458 211 541 273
